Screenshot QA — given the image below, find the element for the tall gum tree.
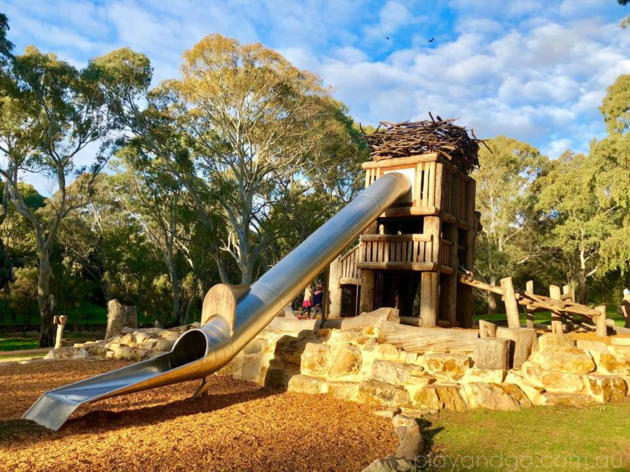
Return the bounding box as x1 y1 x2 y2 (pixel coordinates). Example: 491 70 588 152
0 46 119 346
472 136 548 311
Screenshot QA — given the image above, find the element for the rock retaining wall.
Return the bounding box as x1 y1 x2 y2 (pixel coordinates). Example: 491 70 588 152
56 309 630 412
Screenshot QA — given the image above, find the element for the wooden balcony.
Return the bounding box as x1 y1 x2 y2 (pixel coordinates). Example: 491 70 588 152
338 245 361 285
362 153 476 227
357 234 436 271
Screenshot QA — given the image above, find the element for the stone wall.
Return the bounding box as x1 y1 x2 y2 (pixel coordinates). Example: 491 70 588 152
54 309 630 411
230 317 630 411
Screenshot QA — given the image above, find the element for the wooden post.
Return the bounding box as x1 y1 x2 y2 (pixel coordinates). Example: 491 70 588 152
496 327 538 368
359 221 378 314
479 320 497 338
420 272 439 327
500 277 521 328
53 315 67 349
549 285 563 334
457 181 477 328
525 280 535 329
474 338 511 370
327 257 343 319
420 216 441 327
440 223 459 326
595 305 608 337
562 284 574 331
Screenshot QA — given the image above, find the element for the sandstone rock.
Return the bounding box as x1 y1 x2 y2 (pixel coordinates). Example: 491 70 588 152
362 457 414 472
409 386 441 410
358 381 410 407
105 299 137 340
592 352 630 376
300 343 330 376
583 375 628 403
153 339 174 352
424 353 471 380
462 383 521 411
539 392 594 407
522 362 584 393
576 339 609 353
328 345 362 378
460 368 505 384
133 332 149 345
370 360 424 385
434 384 468 411
372 343 403 361
239 352 268 384
503 371 545 405
274 335 309 367
80 342 106 358
243 338 266 355
111 345 136 361
327 381 359 401
500 383 533 408
119 333 135 346
392 414 424 460
287 374 328 394
44 347 76 360
611 336 630 346
538 333 575 350
528 347 595 374
328 329 364 345
264 367 294 389
159 330 181 342
140 338 158 350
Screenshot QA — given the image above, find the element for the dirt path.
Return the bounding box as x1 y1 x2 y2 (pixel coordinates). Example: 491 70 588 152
0 360 397 471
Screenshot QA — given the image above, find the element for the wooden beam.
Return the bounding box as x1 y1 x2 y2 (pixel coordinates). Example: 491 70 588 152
479 320 497 338
549 285 564 334
362 153 439 169
525 280 535 329
500 277 521 329
378 321 478 352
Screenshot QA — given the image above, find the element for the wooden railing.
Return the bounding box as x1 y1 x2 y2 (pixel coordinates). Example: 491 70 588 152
440 239 453 266
339 245 361 281
358 234 435 269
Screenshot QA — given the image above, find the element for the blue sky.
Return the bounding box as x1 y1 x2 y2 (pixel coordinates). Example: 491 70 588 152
2 0 630 192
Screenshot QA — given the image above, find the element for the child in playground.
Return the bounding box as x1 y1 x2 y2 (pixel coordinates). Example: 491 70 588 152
621 288 630 328
312 284 324 319
302 285 313 318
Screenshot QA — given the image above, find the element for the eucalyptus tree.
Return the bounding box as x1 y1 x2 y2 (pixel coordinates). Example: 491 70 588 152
0 46 124 346
472 136 548 311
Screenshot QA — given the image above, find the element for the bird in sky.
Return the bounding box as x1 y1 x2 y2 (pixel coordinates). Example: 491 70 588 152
428 37 435 43
386 36 390 40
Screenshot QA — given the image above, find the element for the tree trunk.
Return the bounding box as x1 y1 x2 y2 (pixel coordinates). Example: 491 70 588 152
579 268 587 305
487 276 498 313
37 250 55 347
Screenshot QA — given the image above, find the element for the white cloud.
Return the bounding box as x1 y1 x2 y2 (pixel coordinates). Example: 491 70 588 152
3 0 630 195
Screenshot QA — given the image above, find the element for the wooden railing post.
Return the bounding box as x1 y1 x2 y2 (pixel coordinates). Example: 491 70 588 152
549 285 563 334
525 280 535 329
54 315 67 349
500 277 521 329
595 305 608 337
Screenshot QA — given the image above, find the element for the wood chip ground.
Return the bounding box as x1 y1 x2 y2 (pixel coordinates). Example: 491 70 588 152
0 360 397 472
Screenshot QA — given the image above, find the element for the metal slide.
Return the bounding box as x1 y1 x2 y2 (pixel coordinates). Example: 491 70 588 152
23 173 411 430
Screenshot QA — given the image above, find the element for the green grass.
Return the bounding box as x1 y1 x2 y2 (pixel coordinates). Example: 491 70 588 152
423 401 630 471
0 337 39 352
475 305 626 326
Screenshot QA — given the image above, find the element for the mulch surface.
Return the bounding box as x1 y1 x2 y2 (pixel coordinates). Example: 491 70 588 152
0 360 397 472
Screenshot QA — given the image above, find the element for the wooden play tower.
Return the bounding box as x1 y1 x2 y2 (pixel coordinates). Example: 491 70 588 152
328 121 479 328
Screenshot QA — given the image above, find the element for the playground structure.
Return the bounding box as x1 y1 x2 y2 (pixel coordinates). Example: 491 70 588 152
24 172 411 430
328 152 478 328
22 118 613 431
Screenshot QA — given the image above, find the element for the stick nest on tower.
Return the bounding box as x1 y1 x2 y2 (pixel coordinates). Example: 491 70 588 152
362 114 484 175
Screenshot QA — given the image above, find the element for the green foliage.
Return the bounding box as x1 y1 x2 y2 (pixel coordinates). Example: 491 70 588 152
601 75 630 134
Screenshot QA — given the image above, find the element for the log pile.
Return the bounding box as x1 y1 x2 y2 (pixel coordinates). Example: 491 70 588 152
362 115 483 175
